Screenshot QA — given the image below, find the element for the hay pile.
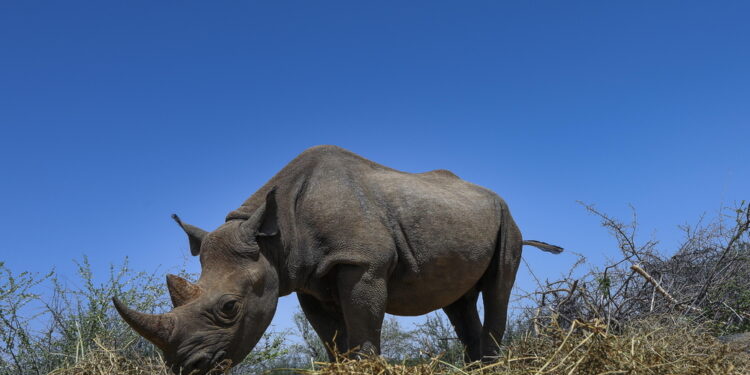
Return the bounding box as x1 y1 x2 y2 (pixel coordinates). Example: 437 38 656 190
47 339 170 375
50 318 749 375
310 318 749 375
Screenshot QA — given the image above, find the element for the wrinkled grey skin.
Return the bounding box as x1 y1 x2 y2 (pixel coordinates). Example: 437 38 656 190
114 145 562 374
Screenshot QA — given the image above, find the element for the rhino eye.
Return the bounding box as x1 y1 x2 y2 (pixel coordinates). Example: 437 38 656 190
220 300 239 317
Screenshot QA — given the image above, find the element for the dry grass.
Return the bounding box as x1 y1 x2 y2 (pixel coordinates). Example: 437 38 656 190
47 340 169 375
308 318 749 375
49 318 749 375
481 317 750 375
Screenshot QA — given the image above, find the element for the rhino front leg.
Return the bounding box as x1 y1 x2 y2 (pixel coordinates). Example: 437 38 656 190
298 293 348 361
336 264 387 357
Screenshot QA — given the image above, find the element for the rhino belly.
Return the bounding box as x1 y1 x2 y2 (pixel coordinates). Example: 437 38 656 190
384 244 494 316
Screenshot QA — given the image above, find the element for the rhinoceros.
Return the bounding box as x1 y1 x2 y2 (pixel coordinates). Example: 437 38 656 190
113 145 562 374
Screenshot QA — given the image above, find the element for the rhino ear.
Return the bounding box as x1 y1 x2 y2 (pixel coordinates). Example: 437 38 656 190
257 187 279 237
242 187 279 239
171 214 207 256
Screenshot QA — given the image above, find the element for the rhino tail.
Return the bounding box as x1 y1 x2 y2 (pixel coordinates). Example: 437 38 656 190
523 240 563 254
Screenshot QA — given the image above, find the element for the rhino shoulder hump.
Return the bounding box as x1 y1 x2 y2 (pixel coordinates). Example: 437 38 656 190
422 169 459 179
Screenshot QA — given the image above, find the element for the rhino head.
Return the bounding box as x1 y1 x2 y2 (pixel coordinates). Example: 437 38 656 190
113 189 281 374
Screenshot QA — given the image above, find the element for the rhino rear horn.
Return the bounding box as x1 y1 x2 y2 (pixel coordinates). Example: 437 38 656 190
171 214 207 256
166 274 201 307
112 297 174 349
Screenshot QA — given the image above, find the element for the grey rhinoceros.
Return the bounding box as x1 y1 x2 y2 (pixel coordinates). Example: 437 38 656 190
113 145 562 374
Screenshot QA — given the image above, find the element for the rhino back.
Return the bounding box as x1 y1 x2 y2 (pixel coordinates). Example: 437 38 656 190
287 146 501 258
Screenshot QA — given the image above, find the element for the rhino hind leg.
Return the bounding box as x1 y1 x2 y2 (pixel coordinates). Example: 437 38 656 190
298 293 348 361
480 214 523 361
442 288 482 363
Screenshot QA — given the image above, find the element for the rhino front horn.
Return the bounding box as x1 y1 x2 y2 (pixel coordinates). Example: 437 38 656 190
166 274 201 308
112 297 174 349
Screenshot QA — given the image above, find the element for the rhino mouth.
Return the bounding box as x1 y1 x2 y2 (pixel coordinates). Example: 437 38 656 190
173 350 226 375
168 350 227 375
170 333 231 374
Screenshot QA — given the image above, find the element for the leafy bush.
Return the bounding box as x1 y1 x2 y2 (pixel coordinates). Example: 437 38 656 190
0 262 51 374
0 257 288 375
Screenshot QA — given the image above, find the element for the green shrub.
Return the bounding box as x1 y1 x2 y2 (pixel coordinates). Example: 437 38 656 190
0 257 289 374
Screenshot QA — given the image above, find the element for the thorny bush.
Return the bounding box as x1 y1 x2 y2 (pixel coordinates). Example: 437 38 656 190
520 201 750 335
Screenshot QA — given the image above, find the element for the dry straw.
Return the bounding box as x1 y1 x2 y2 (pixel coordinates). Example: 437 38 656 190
49 317 749 375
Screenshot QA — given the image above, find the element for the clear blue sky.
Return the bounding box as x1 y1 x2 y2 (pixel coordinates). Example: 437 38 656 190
1 1 748 333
